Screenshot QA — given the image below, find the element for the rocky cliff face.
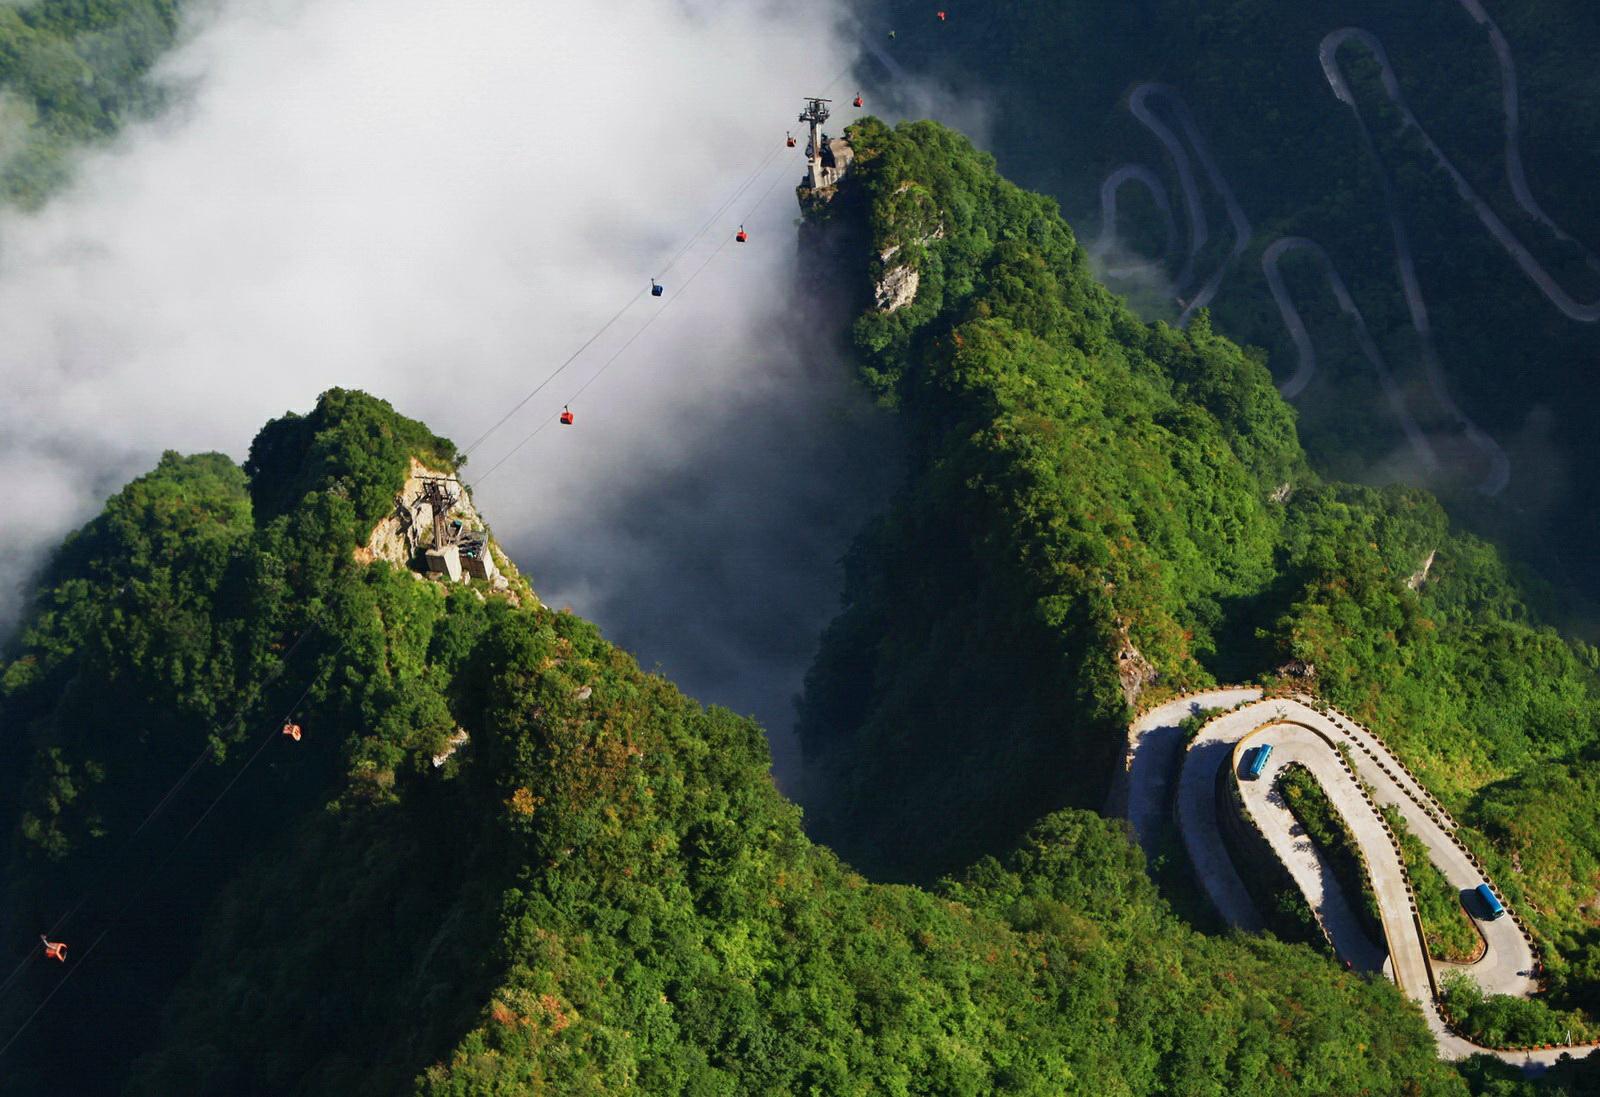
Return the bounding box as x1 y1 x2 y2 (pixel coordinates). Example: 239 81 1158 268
354 458 475 566
872 227 944 314
352 457 534 605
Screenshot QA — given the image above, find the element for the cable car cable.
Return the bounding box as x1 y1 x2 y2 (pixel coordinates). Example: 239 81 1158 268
455 58 857 463
472 153 797 485
0 51 872 1048
470 231 731 483
0 624 321 1002
458 140 791 461
456 286 650 458
0 81 826 1015
126 625 318 844
0 636 350 1061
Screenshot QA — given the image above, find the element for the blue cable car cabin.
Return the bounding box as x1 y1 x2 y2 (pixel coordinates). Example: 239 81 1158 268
1475 883 1506 919
1243 743 1273 780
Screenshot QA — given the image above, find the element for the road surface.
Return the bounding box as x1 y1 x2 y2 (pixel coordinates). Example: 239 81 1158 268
1261 236 1437 472
1120 691 1597 1066
1093 0 1600 497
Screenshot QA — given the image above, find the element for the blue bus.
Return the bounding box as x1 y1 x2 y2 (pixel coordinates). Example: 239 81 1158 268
1243 743 1273 780
1475 883 1506 920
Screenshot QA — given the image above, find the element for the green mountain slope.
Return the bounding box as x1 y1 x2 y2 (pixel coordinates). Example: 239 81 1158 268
0 390 1460 1096
1 119 1598 1094
861 0 1600 615
793 118 1600 1021
0 0 182 207
0 389 467 1090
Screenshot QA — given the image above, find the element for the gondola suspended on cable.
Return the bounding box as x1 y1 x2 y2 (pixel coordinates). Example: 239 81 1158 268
560 406 575 426
40 936 67 963
853 94 863 108
281 721 302 742
937 10 947 20
786 131 796 148
651 278 664 297
736 225 748 243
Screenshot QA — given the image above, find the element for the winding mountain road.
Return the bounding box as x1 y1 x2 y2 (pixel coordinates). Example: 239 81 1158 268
1261 236 1437 470
1318 26 1513 495
1322 23 1600 326
1094 0 1600 497
1091 165 1177 280
1119 691 1595 1066
1099 84 1252 323
1455 0 1600 276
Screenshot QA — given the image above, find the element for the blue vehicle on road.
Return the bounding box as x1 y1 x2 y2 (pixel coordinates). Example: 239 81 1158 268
1243 743 1273 780
1475 883 1505 919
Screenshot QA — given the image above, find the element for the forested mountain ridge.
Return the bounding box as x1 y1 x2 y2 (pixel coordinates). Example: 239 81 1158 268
0 0 181 206
795 118 1600 1036
797 117 1305 880
0 118 1596 1094
1 392 1465 1096
862 0 1600 622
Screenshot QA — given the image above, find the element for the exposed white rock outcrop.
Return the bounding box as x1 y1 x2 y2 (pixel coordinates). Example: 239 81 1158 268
1407 548 1437 591
874 264 921 312
356 458 485 567
431 728 470 768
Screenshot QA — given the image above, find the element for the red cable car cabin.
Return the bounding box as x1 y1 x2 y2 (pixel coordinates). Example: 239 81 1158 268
937 11 947 20
41 936 66 963
736 226 748 243
786 132 796 148
560 406 575 426
281 722 302 742
853 94 863 107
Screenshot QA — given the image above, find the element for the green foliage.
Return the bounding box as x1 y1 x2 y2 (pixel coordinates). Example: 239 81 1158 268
1259 483 1600 1004
1218 768 1326 950
866 0 1600 617
800 119 1301 881
1178 707 1221 741
1467 755 1600 1015
1442 971 1596 1049
1381 804 1481 963
6 97 1600 1092
147 665 1465 1097
1276 763 1384 945
2 450 252 861
1456 1054 1600 1096
796 120 1600 1037
244 386 460 537
1 383 1471 1095
0 388 467 1093
0 0 181 206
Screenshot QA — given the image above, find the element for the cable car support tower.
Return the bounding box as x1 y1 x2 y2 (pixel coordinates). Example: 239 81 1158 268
799 97 832 190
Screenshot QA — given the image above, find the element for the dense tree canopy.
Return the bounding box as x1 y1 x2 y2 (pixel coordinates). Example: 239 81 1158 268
0 387 1465 1095
862 0 1600 627
0 0 181 205
0 107 1596 1096
796 119 1600 1045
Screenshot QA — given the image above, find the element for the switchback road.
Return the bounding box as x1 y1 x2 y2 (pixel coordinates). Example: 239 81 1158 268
1119 691 1596 1066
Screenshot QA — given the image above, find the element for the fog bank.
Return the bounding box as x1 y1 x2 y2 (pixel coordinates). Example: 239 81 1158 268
0 0 912 784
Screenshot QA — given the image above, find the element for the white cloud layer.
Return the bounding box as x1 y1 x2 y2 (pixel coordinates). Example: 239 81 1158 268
0 0 924 783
